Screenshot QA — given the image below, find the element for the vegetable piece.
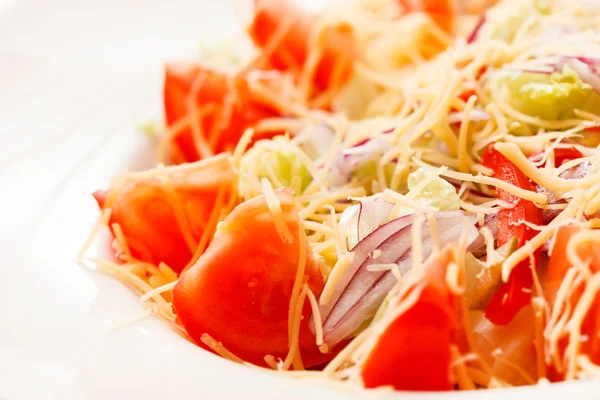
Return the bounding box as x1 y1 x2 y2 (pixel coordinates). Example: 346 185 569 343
488 65 600 121
172 190 329 367
529 146 584 167
238 136 313 199
464 237 517 310
93 157 234 273
338 197 394 251
163 63 286 163
249 0 310 71
471 306 537 386
563 57 600 94
164 63 229 162
361 245 461 391
482 144 543 325
407 168 461 211
467 14 486 43
545 225 600 375
249 0 355 95
318 211 478 347
329 139 392 187
313 23 356 94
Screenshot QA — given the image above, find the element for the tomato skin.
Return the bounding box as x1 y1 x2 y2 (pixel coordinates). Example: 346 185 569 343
361 247 460 391
482 144 543 325
93 161 233 273
172 190 329 367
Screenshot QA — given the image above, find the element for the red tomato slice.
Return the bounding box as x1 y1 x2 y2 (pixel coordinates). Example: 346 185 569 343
313 23 356 94
93 159 233 273
163 64 285 162
482 144 542 325
172 190 330 367
361 246 460 391
163 63 230 162
249 0 355 97
249 0 310 71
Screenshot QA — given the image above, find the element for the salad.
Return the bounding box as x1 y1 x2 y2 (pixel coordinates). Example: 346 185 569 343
80 0 600 392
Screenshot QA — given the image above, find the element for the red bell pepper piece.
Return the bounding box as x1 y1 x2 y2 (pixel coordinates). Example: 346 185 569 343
482 143 543 325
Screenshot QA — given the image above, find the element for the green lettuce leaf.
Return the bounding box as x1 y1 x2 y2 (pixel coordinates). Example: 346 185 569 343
490 65 599 121
407 168 460 211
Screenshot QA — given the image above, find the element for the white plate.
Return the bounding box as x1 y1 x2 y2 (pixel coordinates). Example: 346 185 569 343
1 1 600 399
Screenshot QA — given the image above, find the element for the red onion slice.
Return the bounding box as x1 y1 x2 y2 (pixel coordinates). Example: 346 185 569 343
317 211 479 348
328 139 392 187
467 14 486 44
563 58 600 94
339 197 394 250
356 199 394 242
318 214 417 322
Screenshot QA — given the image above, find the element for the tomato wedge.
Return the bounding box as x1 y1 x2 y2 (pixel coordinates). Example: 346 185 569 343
482 144 543 325
163 64 286 163
172 190 329 367
93 158 234 273
546 225 600 370
361 246 461 391
249 0 310 71
164 63 230 162
249 0 355 96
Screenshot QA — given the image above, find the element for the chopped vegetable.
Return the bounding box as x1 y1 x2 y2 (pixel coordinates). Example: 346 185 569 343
465 237 517 310
361 245 461 391
239 136 313 198
249 0 355 97
163 63 283 162
407 168 461 211
338 197 394 251
93 157 234 273
318 211 478 348
482 144 543 325
172 190 329 367
489 65 600 121
545 225 600 376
